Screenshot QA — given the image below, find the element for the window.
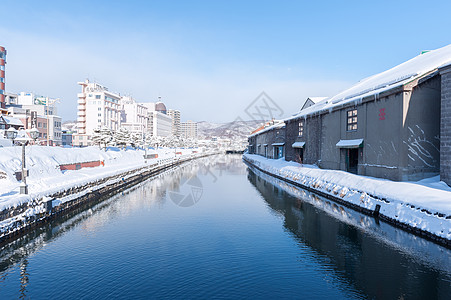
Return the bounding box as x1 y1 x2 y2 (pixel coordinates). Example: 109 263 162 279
98 107 101 111
298 121 304 137
95 95 101 99
347 109 357 131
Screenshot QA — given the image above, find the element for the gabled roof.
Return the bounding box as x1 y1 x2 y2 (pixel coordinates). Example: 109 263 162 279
308 97 328 103
301 97 328 110
287 44 451 121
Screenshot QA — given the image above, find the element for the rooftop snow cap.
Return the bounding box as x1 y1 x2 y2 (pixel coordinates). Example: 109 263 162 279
286 43 451 122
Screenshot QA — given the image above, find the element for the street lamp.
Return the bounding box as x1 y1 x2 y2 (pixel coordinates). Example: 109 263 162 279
5 127 18 140
7 128 40 194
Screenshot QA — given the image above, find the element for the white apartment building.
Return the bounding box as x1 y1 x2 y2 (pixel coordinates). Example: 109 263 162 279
75 80 121 146
120 96 148 135
168 109 181 137
181 120 198 139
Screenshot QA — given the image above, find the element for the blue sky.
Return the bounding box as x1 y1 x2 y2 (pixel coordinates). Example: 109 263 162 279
2 0 451 122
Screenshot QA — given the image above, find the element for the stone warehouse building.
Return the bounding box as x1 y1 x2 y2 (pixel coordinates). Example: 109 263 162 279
249 44 451 185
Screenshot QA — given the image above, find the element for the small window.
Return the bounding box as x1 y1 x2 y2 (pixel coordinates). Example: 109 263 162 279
95 95 101 99
298 121 304 137
347 109 357 131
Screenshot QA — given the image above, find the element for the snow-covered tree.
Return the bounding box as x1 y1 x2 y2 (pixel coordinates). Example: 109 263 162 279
91 127 103 149
99 127 113 149
91 126 112 150
129 132 143 148
113 127 130 149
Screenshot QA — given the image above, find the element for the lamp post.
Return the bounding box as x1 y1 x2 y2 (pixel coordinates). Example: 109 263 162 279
7 128 39 194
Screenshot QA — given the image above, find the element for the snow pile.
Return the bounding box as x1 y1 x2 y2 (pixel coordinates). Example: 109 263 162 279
288 44 451 121
244 154 451 241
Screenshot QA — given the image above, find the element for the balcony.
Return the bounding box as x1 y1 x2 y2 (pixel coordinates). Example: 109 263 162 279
77 99 86 104
77 117 86 122
77 93 86 98
77 111 86 117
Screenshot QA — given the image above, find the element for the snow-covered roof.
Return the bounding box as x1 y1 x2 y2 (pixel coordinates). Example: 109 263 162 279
272 142 285 146
287 44 451 121
292 141 305 148
336 139 364 148
308 97 328 103
2 116 24 127
249 121 285 137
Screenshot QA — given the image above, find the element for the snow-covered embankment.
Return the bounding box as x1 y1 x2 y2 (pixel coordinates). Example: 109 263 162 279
0 146 214 243
243 154 451 247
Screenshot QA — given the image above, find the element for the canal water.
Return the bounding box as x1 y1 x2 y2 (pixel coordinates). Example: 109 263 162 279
0 155 450 299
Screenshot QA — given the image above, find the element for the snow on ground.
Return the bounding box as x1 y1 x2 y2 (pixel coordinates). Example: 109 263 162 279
0 146 201 211
244 154 451 241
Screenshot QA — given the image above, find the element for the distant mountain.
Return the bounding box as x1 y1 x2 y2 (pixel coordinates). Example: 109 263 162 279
62 119 265 139
197 119 265 140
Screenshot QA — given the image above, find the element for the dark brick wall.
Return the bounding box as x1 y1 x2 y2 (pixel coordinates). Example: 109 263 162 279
440 65 451 186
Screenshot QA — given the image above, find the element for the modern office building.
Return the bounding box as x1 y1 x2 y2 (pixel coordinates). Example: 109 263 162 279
181 120 198 139
0 46 7 115
168 109 181 137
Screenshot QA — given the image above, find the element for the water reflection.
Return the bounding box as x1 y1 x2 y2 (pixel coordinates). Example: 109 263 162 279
0 158 214 293
19 258 29 299
0 155 449 299
247 166 451 299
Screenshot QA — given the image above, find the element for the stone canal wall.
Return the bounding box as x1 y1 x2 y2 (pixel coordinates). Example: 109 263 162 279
243 155 451 249
0 153 215 246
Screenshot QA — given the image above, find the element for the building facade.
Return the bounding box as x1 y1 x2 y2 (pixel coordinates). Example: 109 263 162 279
181 120 198 139
75 80 121 146
249 45 451 184
120 96 148 136
168 109 181 137
439 63 451 186
141 101 172 137
6 94 63 145
0 46 6 114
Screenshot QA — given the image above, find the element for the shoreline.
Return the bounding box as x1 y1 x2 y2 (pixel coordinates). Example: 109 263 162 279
243 154 451 249
0 152 216 246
